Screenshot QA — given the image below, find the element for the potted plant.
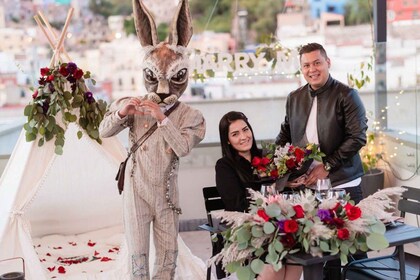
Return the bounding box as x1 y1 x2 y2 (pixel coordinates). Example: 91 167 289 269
359 132 385 198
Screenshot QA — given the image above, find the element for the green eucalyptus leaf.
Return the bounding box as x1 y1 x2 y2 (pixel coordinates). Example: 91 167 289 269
77 131 83 139
237 227 251 243
237 241 248 250
38 137 44 147
225 261 240 273
273 239 284 253
55 145 63 155
236 265 253 280
340 252 348 265
254 247 265 257
370 221 386 234
366 233 389 250
250 259 264 274
39 126 46 135
25 132 36 142
64 91 72 100
88 129 99 139
263 222 275 234
24 105 33 116
23 123 31 132
251 225 263 238
55 137 65 147
320 241 329 252
266 203 281 218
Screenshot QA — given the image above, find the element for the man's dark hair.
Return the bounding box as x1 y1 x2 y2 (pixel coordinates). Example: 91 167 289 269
298 43 328 60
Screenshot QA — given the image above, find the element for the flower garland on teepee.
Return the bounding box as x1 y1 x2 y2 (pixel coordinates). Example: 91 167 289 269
23 9 107 155
23 62 107 155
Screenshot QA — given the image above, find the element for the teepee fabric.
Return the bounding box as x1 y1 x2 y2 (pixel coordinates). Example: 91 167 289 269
0 122 127 279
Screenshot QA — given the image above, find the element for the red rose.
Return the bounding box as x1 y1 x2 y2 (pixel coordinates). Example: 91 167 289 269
257 165 267 171
294 148 305 162
59 66 69 77
40 67 49 76
337 228 350 240
257 209 270 222
332 202 341 212
293 205 305 219
333 218 345 228
261 157 270 165
251 157 262 167
270 169 279 178
281 234 296 248
32 90 38 99
73 69 84 79
345 205 362 220
284 219 299 233
47 74 54 81
286 158 296 169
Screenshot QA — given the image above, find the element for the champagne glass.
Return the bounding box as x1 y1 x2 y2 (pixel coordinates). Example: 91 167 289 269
282 191 299 202
315 178 331 202
328 188 347 205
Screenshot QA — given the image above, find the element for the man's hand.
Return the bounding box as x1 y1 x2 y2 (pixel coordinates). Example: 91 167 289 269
304 164 329 186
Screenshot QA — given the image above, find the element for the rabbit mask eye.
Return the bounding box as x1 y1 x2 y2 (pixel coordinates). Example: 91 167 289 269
171 68 188 84
144 68 158 83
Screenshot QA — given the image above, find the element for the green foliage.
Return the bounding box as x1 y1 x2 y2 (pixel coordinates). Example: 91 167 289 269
344 0 373 26
360 132 382 172
123 17 135 36
23 63 107 155
347 55 373 90
89 0 132 18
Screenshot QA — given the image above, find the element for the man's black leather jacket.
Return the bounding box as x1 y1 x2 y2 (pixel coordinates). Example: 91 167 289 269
275 76 368 187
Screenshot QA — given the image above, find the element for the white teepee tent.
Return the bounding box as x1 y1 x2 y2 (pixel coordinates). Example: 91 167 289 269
0 122 129 279
0 122 209 280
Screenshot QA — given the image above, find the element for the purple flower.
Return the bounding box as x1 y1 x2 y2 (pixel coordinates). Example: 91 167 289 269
277 220 285 232
38 77 46 86
317 209 332 221
66 62 77 74
48 83 55 93
85 91 95 104
67 76 76 84
42 102 49 114
305 148 312 156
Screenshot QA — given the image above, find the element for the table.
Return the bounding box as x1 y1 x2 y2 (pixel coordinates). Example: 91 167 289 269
285 224 420 280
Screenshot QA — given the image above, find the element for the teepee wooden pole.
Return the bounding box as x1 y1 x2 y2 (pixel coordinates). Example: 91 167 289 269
49 8 74 67
37 11 72 62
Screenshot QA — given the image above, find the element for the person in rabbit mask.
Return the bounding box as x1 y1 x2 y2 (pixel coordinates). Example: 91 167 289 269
99 0 205 279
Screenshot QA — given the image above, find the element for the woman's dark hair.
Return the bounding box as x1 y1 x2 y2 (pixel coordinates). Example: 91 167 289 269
218 111 260 182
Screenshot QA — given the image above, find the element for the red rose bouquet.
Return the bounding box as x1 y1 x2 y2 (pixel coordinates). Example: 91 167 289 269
210 187 405 280
251 143 325 182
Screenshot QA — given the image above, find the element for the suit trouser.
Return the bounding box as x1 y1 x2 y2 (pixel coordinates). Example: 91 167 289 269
126 186 179 280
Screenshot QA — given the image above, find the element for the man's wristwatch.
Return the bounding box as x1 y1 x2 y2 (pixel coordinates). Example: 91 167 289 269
324 162 332 172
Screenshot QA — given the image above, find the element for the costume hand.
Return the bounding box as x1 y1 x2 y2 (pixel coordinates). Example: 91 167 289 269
136 100 166 122
303 164 329 186
118 98 145 117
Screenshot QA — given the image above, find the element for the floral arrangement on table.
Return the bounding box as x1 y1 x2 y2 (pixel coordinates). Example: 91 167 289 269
211 187 406 280
23 62 107 155
251 143 326 180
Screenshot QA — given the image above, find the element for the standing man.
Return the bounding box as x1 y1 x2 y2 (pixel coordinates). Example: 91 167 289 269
275 42 368 279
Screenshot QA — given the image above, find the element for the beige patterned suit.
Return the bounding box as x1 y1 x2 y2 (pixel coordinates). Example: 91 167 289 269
100 97 205 279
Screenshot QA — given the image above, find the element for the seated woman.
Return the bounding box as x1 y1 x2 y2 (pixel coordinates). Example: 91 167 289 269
215 111 302 280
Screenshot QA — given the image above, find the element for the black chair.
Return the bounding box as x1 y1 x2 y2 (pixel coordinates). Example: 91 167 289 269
342 185 420 280
198 186 226 280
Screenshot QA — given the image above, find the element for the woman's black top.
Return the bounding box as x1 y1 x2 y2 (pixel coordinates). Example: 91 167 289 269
215 155 262 212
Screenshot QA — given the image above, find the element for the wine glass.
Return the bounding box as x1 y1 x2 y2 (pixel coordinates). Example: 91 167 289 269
315 178 332 202
282 191 299 202
328 188 347 205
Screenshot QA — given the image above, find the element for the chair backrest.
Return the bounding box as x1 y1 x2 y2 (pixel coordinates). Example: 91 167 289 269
399 186 420 217
202 186 225 228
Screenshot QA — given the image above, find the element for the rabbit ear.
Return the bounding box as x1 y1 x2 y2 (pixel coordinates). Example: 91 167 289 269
132 0 159 46
168 0 193 47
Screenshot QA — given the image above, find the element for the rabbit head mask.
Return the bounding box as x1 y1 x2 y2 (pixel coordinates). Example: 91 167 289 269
133 0 193 107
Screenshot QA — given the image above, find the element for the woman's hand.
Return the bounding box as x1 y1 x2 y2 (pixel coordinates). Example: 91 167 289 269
118 98 166 122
